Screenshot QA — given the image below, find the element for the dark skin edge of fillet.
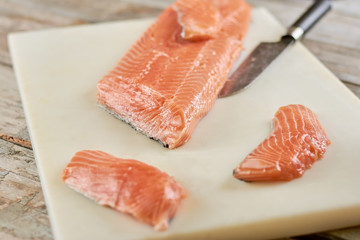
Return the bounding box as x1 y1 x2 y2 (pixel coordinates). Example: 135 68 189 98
98 103 170 148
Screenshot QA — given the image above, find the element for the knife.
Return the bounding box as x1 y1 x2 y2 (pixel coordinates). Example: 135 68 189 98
218 0 331 98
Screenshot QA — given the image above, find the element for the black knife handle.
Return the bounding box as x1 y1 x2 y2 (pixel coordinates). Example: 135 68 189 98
286 0 331 41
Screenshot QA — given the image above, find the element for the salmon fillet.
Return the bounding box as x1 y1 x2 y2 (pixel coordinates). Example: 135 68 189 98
97 0 251 149
233 104 331 182
62 150 187 231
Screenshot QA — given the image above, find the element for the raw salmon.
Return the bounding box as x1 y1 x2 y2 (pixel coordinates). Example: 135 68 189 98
233 104 331 182
62 150 187 231
173 0 222 41
97 0 251 149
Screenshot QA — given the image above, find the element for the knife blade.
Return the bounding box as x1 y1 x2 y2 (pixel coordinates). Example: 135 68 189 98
218 0 331 98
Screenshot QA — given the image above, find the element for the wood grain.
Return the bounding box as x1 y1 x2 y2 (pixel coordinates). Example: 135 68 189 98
0 0 359 239
0 141 51 240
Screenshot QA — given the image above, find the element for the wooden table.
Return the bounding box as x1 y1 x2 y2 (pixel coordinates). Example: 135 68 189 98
0 0 359 239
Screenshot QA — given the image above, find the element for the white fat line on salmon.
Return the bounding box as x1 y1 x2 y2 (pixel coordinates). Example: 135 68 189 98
140 50 170 79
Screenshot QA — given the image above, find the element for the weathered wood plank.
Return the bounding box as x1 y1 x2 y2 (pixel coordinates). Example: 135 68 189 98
0 141 52 240
329 226 360 240
0 0 84 66
0 65 28 139
345 83 360 98
0 0 161 66
303 39 360 85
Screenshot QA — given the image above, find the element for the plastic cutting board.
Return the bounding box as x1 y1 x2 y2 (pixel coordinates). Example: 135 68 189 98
8 8 360 240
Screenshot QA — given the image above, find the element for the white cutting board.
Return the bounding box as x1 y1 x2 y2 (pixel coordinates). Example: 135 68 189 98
8 8 360 240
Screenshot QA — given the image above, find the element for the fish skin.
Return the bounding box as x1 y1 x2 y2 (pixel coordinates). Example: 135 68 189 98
97 0 251 149
62 150 187 231
233 104 331 182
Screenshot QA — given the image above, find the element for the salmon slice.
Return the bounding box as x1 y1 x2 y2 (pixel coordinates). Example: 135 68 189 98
233 104 331 182
62 150 187 231
173 0 222 41
97 0 251 149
